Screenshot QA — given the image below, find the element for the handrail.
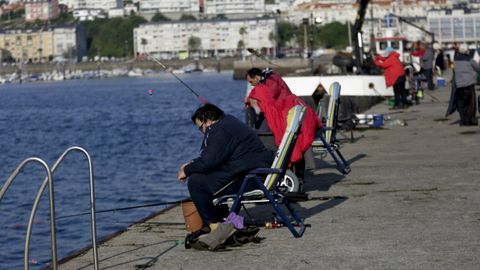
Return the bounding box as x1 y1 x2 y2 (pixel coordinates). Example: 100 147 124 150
25 146 99 270
0 157 58 270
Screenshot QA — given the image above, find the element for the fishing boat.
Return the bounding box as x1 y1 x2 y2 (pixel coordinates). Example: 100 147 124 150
282 75 392 113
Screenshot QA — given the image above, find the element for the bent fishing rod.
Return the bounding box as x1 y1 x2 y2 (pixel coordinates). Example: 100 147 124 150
144 52 207 104
247 48 282 68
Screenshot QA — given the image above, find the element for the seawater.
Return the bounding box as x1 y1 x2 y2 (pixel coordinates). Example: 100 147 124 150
0 72 246 269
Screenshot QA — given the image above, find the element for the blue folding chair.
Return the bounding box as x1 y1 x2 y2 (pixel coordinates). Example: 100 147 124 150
215 105 307 237
312 82 351 175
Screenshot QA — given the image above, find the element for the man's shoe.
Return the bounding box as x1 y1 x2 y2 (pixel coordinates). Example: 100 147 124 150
185 225 211 249
195 223 236 251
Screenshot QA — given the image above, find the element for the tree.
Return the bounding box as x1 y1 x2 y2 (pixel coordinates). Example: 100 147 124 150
239 26 247 45
276 20 298 47
269 31 277 56
237 40 245 50
180 14 196 21
1 48 13 63
188 36 202 57
316 22 349 49
151 11 170 22
63 46 77 61
37 48 43 63
215 14 227 20
83 15 147 57
141 38 147 53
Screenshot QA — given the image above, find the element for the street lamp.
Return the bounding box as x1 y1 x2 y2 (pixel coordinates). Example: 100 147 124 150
303 14 323 73
302 18 309 59
302 14 323 59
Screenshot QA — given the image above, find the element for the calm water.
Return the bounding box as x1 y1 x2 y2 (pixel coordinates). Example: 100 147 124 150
0 72 246 269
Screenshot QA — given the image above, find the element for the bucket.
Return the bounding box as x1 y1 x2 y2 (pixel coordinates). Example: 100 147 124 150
416 89 424 99
181 200 203 232
372 114 384 127
387 98 395 106
437 77 445 87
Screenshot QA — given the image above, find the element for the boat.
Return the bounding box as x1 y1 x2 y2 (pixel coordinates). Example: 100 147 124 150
282 75 392 113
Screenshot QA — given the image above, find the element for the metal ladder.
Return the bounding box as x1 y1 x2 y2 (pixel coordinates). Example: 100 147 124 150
0 146 99 270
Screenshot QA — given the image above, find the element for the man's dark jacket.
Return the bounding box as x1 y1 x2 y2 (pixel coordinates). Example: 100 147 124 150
184 114 274 192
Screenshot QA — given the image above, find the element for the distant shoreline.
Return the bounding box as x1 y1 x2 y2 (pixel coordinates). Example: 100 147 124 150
0 54 335 82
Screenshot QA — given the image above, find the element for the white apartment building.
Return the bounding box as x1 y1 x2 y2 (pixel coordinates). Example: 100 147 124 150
286 0 451 50
72 8 106 21
58 0 120 10
133 17 276 59
58 0 76 9
25 0 60 22
292 0 450 25
203 0 265 15
428 8 480 45
53 24 87 61
265 0 297 14
139 0 199 13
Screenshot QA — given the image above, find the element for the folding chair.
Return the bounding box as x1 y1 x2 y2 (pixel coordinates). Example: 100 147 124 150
214 105 307 238
312 82 351 175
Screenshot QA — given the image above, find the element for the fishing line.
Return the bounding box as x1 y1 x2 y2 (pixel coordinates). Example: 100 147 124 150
247 48 282 68
55 199 186 220
144 52 207 104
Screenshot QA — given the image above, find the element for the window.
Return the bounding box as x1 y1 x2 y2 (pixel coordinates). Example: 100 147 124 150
379 41 388 50
391 41 400 50
453 18 464 38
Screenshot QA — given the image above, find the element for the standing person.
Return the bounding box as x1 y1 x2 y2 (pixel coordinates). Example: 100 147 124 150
373 47 408 109
449 44 479 126
434 43 445 73
421 42 436 90
178 104 274 227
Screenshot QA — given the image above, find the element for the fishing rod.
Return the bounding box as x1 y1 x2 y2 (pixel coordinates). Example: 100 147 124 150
56 199 186 220
144 52 207 104
247 48 282 68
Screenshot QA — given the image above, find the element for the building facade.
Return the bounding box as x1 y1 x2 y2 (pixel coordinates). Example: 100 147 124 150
0 27 55 62
0 25 87 62
139 0 199 13
428 8 480 45
24 0 60 22
58 0 120 10
72 8 107 21
133 17 276 59
203 0 265 15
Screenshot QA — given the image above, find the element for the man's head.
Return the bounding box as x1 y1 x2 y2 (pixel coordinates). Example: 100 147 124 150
246 68 263 86
458 43 469 54
191 103 224 133
383 47 395 57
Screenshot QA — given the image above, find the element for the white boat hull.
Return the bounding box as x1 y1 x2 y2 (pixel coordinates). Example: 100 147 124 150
282 75 394 97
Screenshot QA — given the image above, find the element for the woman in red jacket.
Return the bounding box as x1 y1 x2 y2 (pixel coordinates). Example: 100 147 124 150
245 68 322 179
374 47 408 109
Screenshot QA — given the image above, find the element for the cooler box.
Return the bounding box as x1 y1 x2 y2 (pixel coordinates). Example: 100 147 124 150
437 77 446 87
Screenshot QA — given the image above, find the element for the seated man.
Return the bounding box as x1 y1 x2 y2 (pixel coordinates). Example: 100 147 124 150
177 104 274 228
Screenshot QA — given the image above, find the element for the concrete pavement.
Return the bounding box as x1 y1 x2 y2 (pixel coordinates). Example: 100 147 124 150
59 81 480 270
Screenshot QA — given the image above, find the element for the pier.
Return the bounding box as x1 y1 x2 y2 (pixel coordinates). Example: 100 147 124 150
59 81 480 270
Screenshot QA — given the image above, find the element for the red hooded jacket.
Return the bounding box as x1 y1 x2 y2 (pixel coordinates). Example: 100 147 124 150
373 51 405 87
263 72 293 100
248 81 322 164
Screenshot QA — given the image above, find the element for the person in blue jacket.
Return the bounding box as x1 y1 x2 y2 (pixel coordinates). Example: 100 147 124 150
177 103 274 226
